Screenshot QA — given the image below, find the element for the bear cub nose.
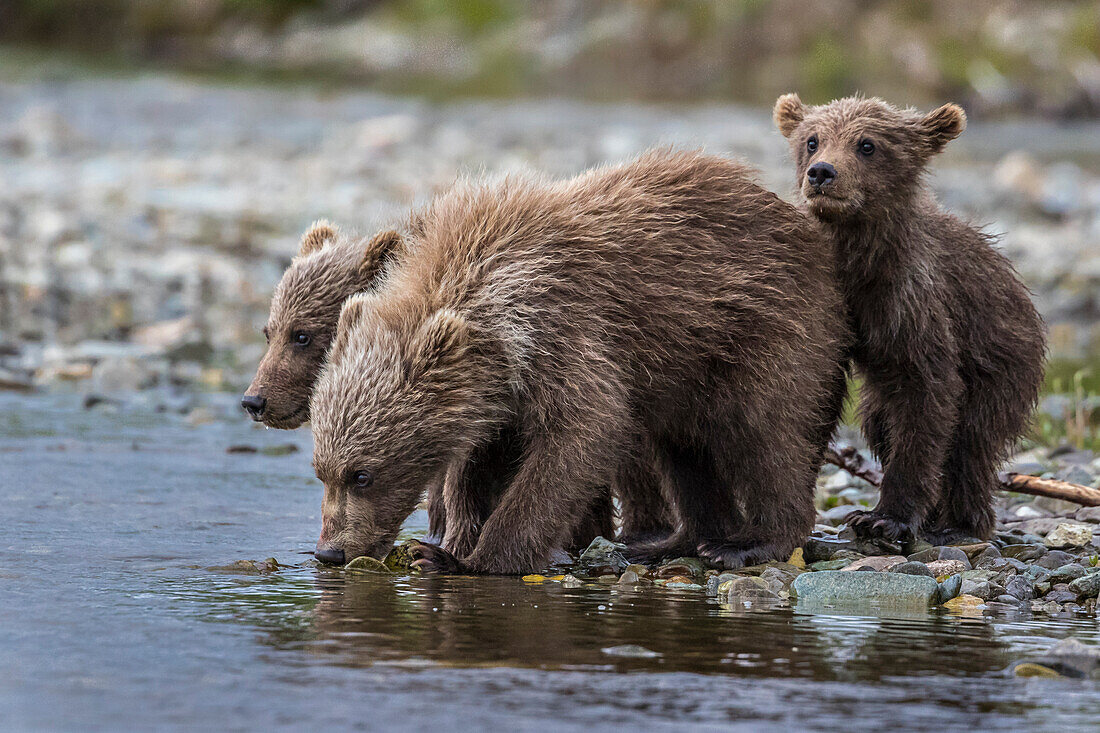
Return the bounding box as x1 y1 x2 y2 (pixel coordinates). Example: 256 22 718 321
314 546 346 565
240 394 267 419
807 162 837 189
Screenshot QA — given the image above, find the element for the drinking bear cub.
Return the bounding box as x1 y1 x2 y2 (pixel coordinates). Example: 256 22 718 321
240 221 615 547
309 149 847 574
774 94 1046 543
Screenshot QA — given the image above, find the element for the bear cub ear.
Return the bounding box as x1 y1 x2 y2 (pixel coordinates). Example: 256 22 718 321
409 310 469 378
773 93 805 138
299 220 339 257
920 103 967 154
360 229 405 279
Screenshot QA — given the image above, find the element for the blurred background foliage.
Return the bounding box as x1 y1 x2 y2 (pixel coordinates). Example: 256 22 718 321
2 0 1100 116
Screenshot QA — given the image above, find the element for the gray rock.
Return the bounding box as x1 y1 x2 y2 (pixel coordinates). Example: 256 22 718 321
1075 506 1100 523
1005 575 1035 601
935 546 972 569
960 579 993 600
601 644 661 659
891 561 936 578
1055 464 1097 486
1045 589 1079 603
990 594 1030 611
791 571 938 612
1036 550 1077 569
724 576 781 605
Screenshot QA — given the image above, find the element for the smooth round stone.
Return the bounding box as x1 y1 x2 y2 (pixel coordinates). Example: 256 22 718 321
925 559 967 578
1068 574 1100 599
938 574 963 602
1001 544 1048 562
891 561 936 578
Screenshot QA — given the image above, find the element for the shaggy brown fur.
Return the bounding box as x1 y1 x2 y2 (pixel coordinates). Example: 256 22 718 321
242 221 404 429
242 221 615 550
774 94 1046 542
309 149 847 574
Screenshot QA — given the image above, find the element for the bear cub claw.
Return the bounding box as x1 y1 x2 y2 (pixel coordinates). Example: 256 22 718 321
845 509 917 544
408 541 468 574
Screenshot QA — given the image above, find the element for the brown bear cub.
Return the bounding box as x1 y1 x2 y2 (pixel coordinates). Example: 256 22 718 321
774 94 1046 543
308 149 847 574
241 221 616 548
242 221 404 429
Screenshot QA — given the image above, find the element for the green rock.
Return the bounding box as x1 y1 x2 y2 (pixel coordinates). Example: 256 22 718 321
345 556 391 573
383 542 415 571
791 570 939 612
810 558 851 571
1069 574 1100 599
656 557 708 579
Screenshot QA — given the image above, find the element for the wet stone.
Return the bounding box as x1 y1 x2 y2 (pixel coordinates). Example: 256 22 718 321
1026 638 1100 680
656 557 707 579
942 594 985 614
840 555 907 572
791 571 938 611
987 595 1029 613
575 536 628 576
938 548 973 569
617 570 642 585
345 556 391 573
938 574 962 602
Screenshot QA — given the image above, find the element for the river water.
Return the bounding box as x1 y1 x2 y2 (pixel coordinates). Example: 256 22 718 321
1 392 1098 731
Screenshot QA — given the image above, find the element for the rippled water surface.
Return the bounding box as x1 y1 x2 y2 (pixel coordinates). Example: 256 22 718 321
2 393 1099 731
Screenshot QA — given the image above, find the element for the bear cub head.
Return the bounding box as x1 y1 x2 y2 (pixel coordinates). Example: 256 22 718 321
241 221 404 429
773 93 966 222
309 297 496 564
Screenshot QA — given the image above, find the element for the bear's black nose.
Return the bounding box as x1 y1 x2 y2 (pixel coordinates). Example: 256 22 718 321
240 394 267 420
314 546 346 565
807 162 836 189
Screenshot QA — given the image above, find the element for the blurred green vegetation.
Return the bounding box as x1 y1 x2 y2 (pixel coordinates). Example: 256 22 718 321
2 0 1099 115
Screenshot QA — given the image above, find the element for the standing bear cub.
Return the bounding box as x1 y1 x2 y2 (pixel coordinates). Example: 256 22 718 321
309 149 847 574
774 94 1046 543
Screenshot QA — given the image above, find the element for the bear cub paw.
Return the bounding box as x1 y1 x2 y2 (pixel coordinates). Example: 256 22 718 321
409 541 468 574
845 510 917 544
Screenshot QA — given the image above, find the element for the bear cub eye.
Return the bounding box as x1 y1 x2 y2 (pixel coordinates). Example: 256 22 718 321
293 331 312 347
806 135 818 153
858 139 875 156
352 471 374 489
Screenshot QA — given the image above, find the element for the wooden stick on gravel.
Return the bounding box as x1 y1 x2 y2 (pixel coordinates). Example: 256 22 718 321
824 442 1100 507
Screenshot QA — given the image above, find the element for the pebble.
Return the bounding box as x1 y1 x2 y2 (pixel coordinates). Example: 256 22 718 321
925 559 967 578
344 556 390 573
575 536 628 575
960 579 993 600
938 574 963 602
601 644 661 659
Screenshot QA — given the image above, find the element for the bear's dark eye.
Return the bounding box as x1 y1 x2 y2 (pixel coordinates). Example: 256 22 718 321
806 135 818 153
352 471 374 489
858 139 875 156
292 331 311 347
262 327 270 343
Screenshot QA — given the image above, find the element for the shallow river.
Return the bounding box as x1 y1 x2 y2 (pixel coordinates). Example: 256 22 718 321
1 392 1098 731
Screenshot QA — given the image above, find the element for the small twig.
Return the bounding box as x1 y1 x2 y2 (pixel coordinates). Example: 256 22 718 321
824 441 1100 508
